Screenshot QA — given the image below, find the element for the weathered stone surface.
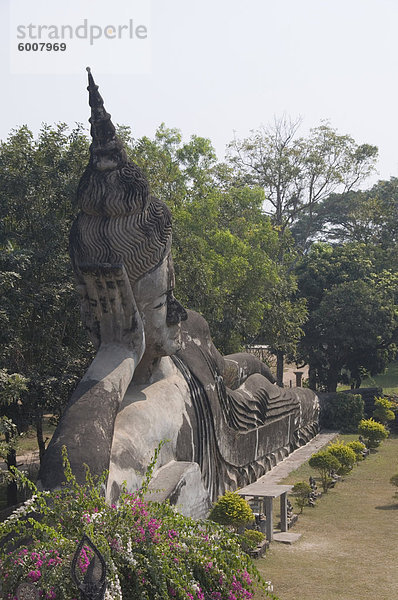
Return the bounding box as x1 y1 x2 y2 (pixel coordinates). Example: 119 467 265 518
39 69 320 516
273 532 302 544
145 461 211 519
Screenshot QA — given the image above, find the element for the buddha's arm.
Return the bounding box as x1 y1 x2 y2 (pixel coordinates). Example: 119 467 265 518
222 352 276 389
39 265 145 489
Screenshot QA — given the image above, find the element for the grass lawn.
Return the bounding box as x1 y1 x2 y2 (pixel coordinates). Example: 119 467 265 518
254 434 398 600
338 360 398 395
12 417 55 456
360 360 398 394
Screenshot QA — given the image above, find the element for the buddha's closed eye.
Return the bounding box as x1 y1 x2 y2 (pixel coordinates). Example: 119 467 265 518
153 292 169 309
153 299 167 309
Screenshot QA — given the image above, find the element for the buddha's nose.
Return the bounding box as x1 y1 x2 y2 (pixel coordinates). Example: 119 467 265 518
167 295 188 325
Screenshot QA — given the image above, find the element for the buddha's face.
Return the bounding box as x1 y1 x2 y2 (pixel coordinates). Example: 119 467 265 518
133 254 187 358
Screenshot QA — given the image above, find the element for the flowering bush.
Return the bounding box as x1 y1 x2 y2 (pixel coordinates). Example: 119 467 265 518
0 447 278 600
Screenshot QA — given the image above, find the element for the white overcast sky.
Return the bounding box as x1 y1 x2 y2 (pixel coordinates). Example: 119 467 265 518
1 0 398 186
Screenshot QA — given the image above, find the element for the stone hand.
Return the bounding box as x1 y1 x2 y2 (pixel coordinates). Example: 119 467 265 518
77 263 145 359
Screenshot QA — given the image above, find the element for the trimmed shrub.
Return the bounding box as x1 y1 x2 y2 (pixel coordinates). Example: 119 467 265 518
291 481 312 513
385 395 398 431
373 397 396 426
320 393 364 432
358 418 389 449
309 450 341 493
346 440 366 462
327 442 356 475
209 491 255 531
240 528 266 551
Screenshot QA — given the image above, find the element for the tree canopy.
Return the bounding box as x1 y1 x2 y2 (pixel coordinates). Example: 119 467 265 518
227 117 378 247
0 116 395 444
297 243 398 391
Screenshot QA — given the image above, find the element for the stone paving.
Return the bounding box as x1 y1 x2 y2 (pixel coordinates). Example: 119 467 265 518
256 430 339 485
253 430 339 544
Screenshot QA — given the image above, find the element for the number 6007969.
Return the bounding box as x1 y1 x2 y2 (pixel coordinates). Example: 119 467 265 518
18 43 67 51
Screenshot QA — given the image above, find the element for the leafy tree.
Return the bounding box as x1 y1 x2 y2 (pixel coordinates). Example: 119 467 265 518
291 481 312 513
0 369 28 505
326 442 356 476
309 450 340 492
0 124 93 460
227 117 377 245
297 243 398 391
296 242 375 310
227 119 377 376
172 185 281 353
129 124 284 353
294 178 398 259
302 280 397 391
253 230 308 384
358 418 389 449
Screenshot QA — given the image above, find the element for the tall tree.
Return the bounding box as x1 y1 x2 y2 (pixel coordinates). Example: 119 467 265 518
292 178 398 265
127 125 284 354
297 243 398 391
0 370 28 505
0 124 93 457
227 117 378 248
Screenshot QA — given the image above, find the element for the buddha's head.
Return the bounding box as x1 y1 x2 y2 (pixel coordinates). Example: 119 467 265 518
70 68 187 358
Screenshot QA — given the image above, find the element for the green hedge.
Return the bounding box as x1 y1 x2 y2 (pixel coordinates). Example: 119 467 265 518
320 392 364 432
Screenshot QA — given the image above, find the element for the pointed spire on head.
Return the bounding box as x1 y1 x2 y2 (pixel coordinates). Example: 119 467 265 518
85 66 127 169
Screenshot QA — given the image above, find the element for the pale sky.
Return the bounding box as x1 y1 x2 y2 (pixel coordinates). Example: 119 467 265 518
1 0 398 186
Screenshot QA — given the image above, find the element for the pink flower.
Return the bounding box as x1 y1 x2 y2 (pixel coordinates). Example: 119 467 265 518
240 570 252 586
168 529 178 539
27 569 41 582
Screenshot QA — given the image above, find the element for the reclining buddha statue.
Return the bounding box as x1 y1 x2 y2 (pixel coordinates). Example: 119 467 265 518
39 69 319 517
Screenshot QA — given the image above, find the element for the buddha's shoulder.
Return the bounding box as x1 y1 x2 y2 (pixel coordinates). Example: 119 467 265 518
181 310 212 344
123 357 189 405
